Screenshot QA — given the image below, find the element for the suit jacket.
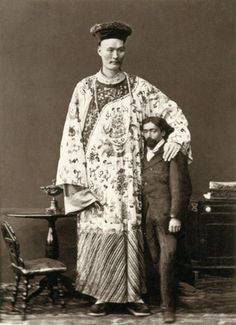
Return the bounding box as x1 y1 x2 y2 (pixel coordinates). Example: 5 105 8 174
142 145 192 227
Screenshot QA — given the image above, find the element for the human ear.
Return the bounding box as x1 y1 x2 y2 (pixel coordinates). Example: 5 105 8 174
161 130 166 138
97 46 102 57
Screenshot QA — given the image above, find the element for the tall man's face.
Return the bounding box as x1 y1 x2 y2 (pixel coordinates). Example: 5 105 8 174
143 122 166 149
98 38 126 73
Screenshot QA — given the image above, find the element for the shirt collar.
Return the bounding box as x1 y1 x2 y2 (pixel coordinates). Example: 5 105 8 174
96 69 126 85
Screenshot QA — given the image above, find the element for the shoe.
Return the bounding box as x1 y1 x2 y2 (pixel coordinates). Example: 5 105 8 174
163 310 175 323
127 303 151 316
87 303 107 316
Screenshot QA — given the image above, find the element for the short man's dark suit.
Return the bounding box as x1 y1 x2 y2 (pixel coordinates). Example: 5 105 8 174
142 145 192 310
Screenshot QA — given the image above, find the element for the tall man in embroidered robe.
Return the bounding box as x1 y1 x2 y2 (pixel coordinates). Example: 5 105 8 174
56 21 192 317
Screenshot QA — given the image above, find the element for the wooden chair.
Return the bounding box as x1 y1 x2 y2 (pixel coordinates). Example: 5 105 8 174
1 220 67 320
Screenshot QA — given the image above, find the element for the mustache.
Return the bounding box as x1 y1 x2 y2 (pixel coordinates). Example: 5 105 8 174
110 60 121 63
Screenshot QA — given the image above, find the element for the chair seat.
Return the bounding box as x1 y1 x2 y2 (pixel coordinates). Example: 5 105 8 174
12 257 67 275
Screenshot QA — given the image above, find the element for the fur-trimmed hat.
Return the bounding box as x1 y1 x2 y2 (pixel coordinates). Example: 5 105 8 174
90 21 132 42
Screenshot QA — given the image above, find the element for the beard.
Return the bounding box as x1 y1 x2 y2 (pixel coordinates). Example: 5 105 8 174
145 137 158 149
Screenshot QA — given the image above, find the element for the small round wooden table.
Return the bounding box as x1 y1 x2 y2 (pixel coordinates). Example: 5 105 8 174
7 210 76 259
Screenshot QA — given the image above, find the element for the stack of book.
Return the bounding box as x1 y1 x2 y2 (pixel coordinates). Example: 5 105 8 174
203 181 236 200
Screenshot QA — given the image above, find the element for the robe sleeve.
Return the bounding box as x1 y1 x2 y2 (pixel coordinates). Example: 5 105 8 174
56 79 98 214
63 184 98 214
56 81 89 187
142 80 192 160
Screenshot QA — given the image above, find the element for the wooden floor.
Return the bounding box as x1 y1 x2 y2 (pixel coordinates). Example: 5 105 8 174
0 274 236 325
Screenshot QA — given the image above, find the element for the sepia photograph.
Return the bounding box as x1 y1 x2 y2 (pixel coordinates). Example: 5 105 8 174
0 0 235 324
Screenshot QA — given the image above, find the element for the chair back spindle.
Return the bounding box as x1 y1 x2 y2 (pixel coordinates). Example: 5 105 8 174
1 221 25 268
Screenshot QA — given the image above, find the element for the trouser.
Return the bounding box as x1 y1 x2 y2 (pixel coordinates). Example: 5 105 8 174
145 218 177 310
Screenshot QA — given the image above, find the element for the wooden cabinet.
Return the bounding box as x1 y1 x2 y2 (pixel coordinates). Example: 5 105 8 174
185 199 236 271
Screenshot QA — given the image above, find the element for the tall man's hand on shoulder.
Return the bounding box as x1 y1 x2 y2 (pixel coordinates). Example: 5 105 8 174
168 217 181 233
163 142 181 161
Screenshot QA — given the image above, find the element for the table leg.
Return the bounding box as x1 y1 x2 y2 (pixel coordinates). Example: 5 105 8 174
44 217 76 296
45 217 59 259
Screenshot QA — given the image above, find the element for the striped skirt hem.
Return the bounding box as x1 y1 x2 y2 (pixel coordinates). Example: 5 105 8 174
75 229 146 303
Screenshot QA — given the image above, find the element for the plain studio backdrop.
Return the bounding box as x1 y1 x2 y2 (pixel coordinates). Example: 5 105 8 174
0 0 235 283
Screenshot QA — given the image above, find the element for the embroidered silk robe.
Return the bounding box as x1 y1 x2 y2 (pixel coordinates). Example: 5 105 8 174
56 72 191 303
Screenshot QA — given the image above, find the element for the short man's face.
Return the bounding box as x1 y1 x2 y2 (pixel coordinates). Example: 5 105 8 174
143 122 165 149
98 38 126 72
